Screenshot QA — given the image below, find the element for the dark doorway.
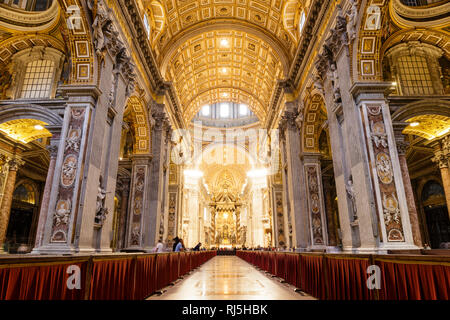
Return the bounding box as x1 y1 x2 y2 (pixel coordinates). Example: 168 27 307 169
421 180 450 249
6 204 36 253
424 205 450 249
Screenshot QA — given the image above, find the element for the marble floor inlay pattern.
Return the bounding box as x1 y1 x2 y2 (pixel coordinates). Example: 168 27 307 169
148 256 315 300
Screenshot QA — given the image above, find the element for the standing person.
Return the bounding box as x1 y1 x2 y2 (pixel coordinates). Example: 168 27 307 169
172 237 179 252
154 238 164 253
175 238 185 252
193 242 201 251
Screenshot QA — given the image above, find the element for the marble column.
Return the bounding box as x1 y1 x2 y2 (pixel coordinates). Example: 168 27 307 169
146 102 171 249
159 126 172 244
315 9 417 251
303 154 328 249
32 139 60 251
124 154 151 251
432 135 450 218
35 86 101 254
0 158 23 253
393 125 423 247
279 100 310 250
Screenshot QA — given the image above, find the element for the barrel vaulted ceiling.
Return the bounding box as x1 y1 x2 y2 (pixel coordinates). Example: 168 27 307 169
138 0 310 123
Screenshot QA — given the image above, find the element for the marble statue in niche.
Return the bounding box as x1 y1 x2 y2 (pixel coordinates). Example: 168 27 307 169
345 175 358 221
95 175 108 226
346 0 358 42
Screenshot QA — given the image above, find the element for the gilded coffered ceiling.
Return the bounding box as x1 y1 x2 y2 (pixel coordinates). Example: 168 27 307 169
403 115 450 140
0 119 51 143
149 0 304 59
165 30 284 122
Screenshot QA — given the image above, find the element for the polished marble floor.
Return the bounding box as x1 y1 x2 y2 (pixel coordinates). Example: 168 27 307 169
148 256 315 300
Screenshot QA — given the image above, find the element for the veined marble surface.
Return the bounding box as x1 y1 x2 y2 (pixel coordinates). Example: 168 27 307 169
148 256 315 300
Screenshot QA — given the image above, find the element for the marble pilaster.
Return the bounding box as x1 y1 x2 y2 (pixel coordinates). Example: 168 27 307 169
0 158 24 253
124 154 151 250
279 101 310 250
32 138 60 251
393 124 423 247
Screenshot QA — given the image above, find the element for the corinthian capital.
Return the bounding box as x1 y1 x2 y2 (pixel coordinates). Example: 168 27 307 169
432 150 449 169
8 158 25 171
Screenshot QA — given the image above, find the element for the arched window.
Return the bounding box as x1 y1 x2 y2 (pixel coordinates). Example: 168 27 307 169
9 47 64 100
384 42 444 96
201 105 210 116
400 0 443 6
298 11 306 33
20 60 55 99
143 13 151 37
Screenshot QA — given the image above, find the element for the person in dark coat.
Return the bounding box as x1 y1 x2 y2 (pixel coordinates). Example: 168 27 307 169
172 237 180 252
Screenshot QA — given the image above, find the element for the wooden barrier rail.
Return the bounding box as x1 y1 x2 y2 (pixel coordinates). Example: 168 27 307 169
236 250 450 300
0 250 216 300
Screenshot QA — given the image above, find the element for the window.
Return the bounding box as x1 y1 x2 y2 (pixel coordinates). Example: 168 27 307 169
239 104 249 116
20 60 55 99
13 183 36 204
299 11 306 33
397 55 433 95
220 103 230 118
201 105 210 116
143 13 151 37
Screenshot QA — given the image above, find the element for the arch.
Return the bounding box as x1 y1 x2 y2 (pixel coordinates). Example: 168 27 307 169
160 21 291 77
124 96 151 154
302 94 327 152
0 104 63 127
0 0 60 32
356 1 449 81
13 179 40 205
282 0 304 44
57 0 95 84
0 34 65 66
380 29 450 61
148 0 166 46
391 99 450 122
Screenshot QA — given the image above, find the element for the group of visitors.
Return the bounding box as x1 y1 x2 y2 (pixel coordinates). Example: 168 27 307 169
153 237 202 252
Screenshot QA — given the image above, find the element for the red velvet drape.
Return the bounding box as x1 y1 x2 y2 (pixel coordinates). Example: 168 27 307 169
155 254 170 291
325 257 374 300
298 254 327 300
377 260 450 300
134 255 157 300
285 253 300 287
0 262 86 300
89 258 136 300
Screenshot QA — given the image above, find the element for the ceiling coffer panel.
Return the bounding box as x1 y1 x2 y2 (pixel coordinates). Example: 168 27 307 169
166 30 284 122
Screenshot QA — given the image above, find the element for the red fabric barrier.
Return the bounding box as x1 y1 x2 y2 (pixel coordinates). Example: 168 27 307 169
179 252 188 276
325 257 374 300
275 253 286 279
299 254 327 300
376 260 450 300
0 251 216 300
155 254 170 291
0 261 86 300
168 253 179 283
89 258 135 300
268 252 276 274
285 254 300 287
134 255 157 299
